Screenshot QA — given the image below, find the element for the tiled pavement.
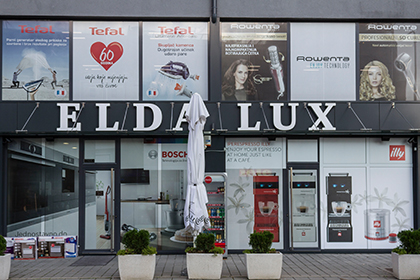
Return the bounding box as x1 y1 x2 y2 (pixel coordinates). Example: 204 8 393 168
9 253 397 279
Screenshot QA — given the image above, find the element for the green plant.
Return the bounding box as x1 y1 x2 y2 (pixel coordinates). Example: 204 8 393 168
185 232 224 254
0 235 6 256
117 229 156 255
392 228 420 255
244 231 276 254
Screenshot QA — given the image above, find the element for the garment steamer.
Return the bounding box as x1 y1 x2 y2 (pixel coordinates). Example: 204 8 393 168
100 186 111 239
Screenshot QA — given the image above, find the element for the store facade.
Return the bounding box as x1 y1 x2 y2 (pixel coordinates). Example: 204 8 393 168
1 0 420 255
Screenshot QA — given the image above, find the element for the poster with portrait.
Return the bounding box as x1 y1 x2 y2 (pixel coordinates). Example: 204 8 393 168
290 23 356 101
221 22 288 101
359 23 420 101
2 20 70 101
73 21 139 101
142 22 208 101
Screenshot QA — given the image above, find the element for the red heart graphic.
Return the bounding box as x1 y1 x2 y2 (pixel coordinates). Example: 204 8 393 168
90 42 123 71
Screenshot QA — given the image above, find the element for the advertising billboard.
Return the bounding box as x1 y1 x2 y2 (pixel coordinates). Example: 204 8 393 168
359 23 420 101
73 21 139 101
221 22 288 101
142 22 208 101
290 23 356 101
2 20 70 101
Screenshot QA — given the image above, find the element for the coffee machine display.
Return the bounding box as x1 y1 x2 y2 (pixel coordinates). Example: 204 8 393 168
253 174 279 242
291 178 317 242
327 175 352 242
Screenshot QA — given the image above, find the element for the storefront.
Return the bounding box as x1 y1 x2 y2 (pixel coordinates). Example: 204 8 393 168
1 4 420 254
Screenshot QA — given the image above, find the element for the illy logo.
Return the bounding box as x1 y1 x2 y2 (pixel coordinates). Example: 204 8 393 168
390 145 405 161
373 220 381 228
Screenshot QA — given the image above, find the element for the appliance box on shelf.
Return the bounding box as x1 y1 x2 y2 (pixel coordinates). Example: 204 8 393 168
64 236 78 258
38 236 65 258
13 237 37 260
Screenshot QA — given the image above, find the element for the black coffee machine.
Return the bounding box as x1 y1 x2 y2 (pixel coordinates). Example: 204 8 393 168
327 174 352 242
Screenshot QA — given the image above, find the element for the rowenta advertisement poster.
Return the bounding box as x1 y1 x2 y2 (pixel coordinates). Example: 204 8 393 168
359 23 420 101
142 22 208 101
73 22 139 101
290 23 356 101
221 22 288 101
2 20 70 101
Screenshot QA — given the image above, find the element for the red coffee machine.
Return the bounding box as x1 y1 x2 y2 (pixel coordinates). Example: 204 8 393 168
253 175 279 242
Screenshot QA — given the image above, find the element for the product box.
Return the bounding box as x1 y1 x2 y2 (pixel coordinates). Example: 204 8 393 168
38 236 65 258
13 237 37 260
64 236 77 258
4 237 14 258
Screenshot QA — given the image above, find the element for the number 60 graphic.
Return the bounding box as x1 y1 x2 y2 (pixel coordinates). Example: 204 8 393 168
90 42 124 71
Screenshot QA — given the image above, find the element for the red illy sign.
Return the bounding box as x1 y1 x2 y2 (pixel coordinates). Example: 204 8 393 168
389 145 405 161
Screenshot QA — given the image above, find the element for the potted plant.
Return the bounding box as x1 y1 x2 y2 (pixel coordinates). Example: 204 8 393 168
243 231 283 280
185 232 224 279
0 235 11 280
392 228 420 279
117 229 157 280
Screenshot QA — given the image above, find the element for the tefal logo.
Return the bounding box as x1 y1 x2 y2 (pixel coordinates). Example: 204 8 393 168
89 27 124 35
158 26 194 35
205 176 212 184
19 25 54 34
374 220 381 228
390 145 405 161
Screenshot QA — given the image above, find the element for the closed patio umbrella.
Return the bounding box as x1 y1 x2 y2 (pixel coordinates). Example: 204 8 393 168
183 92 211 239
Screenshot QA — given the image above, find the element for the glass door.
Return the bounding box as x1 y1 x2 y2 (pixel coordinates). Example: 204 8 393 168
289 168 319 249
83 168 117 252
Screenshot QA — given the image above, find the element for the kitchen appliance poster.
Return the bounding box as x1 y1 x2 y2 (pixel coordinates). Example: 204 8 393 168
142 22 208 101
225 138 285 250
359 23 420 101
290 23 356 101
73 21 139 101
221 22 288 101
2 20 70 101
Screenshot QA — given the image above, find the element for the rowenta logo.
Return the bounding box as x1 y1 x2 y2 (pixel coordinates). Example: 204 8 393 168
390 145 405 161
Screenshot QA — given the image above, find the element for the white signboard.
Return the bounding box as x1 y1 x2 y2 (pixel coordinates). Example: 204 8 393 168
290 23 356 101
142 22 208 101
73 21 139 100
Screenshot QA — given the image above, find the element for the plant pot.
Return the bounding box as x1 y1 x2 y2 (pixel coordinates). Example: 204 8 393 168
0 254 11 280
186 253 223 279
118 254 156 280
245 252 283 280
392 252 420 279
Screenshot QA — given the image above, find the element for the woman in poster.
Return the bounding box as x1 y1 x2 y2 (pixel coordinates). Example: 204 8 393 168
360 60 396 101
222 59 257 101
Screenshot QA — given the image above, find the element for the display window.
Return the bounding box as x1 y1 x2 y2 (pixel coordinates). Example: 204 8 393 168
7 138 79 237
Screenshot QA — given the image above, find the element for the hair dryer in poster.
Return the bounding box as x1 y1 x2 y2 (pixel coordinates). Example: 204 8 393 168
221 22 288 101
359 23 420 101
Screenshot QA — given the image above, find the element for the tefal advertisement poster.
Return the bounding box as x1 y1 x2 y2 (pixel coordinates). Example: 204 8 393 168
225 138 284 250
221 22 288 101
2 20 69 101
359 23 420 101
290 23 356 101
142 22 208 101
73 21 139 100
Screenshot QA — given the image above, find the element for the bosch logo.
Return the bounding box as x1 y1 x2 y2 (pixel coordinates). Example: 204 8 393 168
148 150 158 159
162 151 187 158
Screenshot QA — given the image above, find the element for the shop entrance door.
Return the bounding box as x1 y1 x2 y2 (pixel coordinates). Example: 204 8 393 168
288 167 320 250
81 168 119 254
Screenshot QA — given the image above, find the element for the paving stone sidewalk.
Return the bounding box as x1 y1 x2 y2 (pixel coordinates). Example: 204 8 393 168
9 253 396 280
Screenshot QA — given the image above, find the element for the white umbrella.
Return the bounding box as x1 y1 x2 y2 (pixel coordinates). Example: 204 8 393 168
183 92 211 238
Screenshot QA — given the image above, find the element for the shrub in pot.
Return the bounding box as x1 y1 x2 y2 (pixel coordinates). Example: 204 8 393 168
391 228 420 279
243 231 283 280
0 235 11 280
117 229 157 280
185 232 224 279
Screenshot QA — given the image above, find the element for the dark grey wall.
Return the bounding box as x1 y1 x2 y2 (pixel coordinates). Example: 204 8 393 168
1 0 420 20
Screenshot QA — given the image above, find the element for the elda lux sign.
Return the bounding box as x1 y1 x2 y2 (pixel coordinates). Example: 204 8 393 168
56 102 336 132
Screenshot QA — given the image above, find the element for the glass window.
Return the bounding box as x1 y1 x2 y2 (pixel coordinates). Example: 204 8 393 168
84 140 115 163
7 138 79 237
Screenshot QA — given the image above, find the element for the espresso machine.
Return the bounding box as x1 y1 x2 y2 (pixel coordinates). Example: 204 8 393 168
327 174 352 242
253 174 279 242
